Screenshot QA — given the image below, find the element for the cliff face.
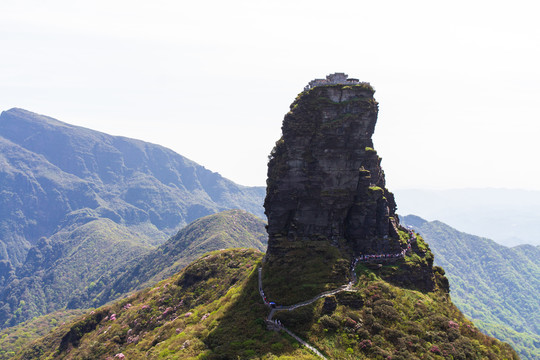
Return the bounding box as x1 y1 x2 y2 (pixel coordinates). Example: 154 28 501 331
264 81 400 259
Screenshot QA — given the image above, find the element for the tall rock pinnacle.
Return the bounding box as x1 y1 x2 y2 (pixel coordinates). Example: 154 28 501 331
264 73 401 260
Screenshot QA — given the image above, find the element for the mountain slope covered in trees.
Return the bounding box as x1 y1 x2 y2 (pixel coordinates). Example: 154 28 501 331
402 215 540 360
0 108 265 328
67 209 267 309
0 210 267 357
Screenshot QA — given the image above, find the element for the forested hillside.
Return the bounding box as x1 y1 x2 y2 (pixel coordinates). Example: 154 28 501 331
402 215 540 360
0 108 265 328
67 209 267 309
0 210 267 357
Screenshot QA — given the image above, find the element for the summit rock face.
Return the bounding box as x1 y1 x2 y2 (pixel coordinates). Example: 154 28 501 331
265 75 401 259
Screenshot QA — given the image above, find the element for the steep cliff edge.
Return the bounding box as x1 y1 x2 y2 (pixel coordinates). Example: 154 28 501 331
263 76 433 304
265 82 399 255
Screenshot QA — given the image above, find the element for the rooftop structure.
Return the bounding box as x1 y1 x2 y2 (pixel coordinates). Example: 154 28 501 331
304 72 363 91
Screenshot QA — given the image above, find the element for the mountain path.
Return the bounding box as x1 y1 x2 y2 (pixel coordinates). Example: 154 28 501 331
258 263 359 360
257 229 415 359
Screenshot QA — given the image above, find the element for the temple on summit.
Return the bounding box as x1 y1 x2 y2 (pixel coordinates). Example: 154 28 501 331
265 75 402 258
303 72 362 91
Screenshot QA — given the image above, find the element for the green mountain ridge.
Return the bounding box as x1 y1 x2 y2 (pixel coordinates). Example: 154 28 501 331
0 210 267 358
67 209 267 309
401 214 540 360
0 309 87 360
0 108 265 328
15 248 517 359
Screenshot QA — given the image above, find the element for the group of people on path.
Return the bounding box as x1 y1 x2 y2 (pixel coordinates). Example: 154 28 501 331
260 287 270 305
261 228 419 311
259 284 279 308
257 228 418 360
353 227 416 266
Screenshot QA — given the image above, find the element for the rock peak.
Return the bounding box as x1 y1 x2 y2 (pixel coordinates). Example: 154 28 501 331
264 80 401 260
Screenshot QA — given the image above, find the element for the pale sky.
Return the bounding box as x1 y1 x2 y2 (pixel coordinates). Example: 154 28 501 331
1 0 539 190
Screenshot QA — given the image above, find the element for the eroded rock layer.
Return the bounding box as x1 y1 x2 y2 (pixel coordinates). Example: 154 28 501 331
264 81 401 259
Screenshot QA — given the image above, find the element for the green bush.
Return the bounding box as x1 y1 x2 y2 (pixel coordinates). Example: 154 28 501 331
319 315 340 330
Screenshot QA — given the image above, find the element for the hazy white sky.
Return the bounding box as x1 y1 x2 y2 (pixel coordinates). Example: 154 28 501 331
1 0 539 189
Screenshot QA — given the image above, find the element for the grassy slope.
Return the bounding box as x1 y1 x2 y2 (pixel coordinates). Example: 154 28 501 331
17 248 518 360
0 309 86 360
402 215 540 360
274 263 516 360
0 210 267 356
261 240 350 306
70 210 268 309
0 219 152 329
15 249 312 360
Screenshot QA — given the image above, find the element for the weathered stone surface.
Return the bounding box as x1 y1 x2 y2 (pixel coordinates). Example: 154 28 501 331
264 81 402 259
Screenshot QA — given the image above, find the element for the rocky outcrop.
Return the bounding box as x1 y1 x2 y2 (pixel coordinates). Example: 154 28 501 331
264 77 402 259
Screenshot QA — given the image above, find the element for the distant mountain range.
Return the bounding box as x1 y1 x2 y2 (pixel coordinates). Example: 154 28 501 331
0 108 265 328
402 215 540 360
67 209 267 309
0 210 266 359
396 188 540 246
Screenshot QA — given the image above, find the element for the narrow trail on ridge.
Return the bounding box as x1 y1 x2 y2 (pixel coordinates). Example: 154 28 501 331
258 265 358 360
258 267 342 359
257 229 416 358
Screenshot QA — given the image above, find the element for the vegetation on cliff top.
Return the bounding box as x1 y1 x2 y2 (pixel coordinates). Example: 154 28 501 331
262 240 350 305
261 229 436 306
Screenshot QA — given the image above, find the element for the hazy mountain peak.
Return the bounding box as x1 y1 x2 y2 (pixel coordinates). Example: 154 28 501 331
0 108 265 328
